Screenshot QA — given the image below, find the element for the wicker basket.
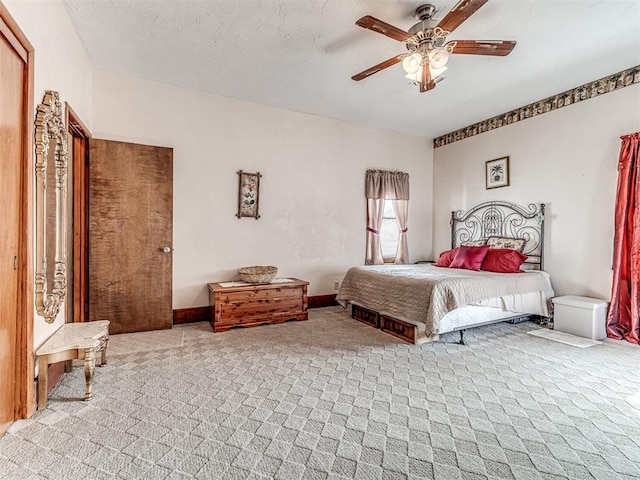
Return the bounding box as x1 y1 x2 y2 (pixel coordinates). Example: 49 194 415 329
238 265 277 284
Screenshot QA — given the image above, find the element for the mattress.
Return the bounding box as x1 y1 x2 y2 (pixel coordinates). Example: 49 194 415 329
438 291 551 334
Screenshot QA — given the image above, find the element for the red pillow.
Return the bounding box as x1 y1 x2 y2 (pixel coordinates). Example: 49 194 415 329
434 248 459 267
481 248 528 273
449 245 490 271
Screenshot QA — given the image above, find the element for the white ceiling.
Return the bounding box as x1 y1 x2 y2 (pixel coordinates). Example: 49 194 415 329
63 0 640 138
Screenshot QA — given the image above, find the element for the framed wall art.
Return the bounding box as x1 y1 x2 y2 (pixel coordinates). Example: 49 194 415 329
486 156 510 189
236 170 261 219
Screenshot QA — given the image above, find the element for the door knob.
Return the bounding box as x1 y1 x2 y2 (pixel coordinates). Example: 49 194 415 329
162 246 172 254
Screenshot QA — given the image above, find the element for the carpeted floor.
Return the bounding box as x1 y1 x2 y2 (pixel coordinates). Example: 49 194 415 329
2 306 640 480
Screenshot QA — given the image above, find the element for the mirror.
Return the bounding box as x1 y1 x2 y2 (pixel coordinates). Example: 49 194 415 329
35 90 68 323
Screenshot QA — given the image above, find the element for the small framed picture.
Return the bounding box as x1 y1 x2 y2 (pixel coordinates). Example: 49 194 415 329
236 170 261 219
486 156 510 189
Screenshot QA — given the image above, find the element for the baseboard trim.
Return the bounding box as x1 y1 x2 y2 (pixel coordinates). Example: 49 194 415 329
173 306 210 325
308 294 337 309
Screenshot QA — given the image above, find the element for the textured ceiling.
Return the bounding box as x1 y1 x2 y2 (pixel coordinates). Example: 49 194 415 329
64 0 640 138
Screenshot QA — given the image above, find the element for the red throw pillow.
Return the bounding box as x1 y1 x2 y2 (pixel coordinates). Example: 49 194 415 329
481 248 528 273
434 248 458 267
449 245 490 271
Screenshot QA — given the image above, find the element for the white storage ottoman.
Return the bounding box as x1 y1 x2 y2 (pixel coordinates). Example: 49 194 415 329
552 296 609 340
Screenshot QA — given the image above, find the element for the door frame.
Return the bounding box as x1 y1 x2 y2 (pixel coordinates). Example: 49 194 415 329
0 2 36 421
66 103 91 323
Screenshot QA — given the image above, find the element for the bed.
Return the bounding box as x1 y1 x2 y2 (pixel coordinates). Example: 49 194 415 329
336 201 554 344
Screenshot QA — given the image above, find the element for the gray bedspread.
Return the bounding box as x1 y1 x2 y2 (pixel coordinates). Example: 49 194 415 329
336 264 552 334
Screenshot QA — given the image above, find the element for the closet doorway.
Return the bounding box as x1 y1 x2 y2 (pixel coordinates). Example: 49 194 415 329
66 104 91 323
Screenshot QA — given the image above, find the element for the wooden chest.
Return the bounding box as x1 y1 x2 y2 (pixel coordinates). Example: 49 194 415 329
207 279 309 332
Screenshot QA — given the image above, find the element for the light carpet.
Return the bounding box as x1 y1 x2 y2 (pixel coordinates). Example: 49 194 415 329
107 329 185 356
526 329 603 348
2 306 640 480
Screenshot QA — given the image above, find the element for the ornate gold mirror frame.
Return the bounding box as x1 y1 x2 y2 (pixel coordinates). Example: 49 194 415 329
35 90 68 323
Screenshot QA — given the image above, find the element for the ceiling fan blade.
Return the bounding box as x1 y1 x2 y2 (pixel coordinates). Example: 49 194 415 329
352 55 404 81
419 65 435 93
448 40 516 56
356 16 411 42
437 0 488 33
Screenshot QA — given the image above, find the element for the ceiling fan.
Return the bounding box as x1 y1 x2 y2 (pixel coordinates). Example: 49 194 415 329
352 0 516 92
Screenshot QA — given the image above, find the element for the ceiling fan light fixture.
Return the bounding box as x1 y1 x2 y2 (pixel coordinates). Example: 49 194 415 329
428 48 450 69
429 64 448 79
402 52 423 74
405 66 421 83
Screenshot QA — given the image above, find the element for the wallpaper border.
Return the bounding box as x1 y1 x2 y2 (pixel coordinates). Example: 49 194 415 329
433 65 640 149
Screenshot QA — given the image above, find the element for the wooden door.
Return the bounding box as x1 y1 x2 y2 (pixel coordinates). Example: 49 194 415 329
0 9 31 433
89 139 173 334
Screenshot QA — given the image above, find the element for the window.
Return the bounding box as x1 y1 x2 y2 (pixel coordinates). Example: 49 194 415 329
380 200 399 262
365 169 409 265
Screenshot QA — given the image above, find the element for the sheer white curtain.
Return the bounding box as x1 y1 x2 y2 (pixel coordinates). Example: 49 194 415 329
365 170 410 265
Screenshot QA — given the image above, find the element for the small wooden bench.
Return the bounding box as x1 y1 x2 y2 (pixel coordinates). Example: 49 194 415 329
35 320 110 410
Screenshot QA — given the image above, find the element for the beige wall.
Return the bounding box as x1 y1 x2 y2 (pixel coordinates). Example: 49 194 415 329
91 70 433 309
433 84 640 299
4 0 93 349
5 0 92 127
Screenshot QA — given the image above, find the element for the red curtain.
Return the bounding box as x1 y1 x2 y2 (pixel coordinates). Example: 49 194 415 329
607 132 640 344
